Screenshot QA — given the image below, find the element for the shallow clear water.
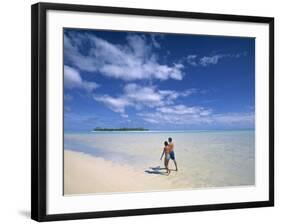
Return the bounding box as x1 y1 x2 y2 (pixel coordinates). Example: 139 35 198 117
64 130 255 189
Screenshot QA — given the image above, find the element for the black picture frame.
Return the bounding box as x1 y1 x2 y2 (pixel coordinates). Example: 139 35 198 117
31 2 274 222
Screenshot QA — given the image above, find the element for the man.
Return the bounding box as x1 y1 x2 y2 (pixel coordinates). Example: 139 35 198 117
168 137 178 171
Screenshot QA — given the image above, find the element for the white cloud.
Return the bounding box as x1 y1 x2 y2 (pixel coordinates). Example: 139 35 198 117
93 95 131 114
150 35 161 49
126 34 150 58
139 111 211 125
64 32 185 81
159 88 197 103
64 65 82 87
139 107 254 127
199 55 223 66
93 83 196 114
156 105 212 116
121 113 129 118
64 35 98 72
186 55 198 66
64 65 99 92
139 104 213 125
185 52 247 67
212 112 254 125
123 83 164 108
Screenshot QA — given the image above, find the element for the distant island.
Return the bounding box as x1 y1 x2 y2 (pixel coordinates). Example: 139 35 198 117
93 127 149 131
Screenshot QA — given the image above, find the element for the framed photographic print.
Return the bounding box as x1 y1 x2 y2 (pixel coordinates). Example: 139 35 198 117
31 2 274 222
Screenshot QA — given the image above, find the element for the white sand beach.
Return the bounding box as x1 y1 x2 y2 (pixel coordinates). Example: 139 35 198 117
64 150 175 195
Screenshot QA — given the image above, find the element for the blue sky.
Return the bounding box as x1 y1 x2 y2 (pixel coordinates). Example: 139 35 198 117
64 28 255 132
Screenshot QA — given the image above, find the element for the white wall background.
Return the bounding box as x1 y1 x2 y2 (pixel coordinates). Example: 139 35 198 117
0 0 279 223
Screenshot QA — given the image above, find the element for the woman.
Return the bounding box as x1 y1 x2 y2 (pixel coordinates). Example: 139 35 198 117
160 141 171 175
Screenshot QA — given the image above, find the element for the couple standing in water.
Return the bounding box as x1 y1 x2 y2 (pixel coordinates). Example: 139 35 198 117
160 137 178 175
